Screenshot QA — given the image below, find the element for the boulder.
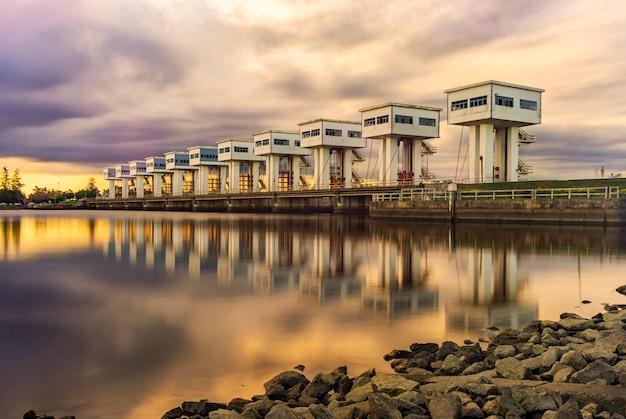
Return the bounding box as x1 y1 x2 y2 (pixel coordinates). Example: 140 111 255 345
561 350 588 371
496 357 531 380
439 354 468 375
511 384 559 414
494 345 517 358
302 373 336 399
182 400 227 416
428 393 462 419
436 341 461 361
209 409 243 419
328 401 369 419
410 342 439 354
371 374 419 396
368 393 402 419
462 402 485 419
265 404 300 419
227 398 252 413
571 360 618 385
553 366 575 383
308 403 334 419
554 398 583 419
345 382 374 403
264 371 310 392
581 348 619 365
482 395 526 418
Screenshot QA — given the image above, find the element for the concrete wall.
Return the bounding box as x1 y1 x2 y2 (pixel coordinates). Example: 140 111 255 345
370 198 626 225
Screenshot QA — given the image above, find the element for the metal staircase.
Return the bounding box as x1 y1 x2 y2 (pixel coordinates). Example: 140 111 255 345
518 128 536 144
422 141 437 154
352 149 365 162
518 159 533 175
517 128 536 175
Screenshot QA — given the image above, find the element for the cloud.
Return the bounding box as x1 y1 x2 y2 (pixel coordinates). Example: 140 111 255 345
2 0 626 186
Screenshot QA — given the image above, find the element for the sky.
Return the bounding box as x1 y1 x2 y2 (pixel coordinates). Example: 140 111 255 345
1 0 626 193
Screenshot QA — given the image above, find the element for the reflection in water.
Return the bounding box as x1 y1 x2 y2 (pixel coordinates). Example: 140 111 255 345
2 211 626 419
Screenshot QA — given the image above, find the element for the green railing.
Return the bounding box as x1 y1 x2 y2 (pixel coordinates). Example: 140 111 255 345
373 186 626 202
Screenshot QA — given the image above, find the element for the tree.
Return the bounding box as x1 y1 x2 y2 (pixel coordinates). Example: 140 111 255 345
75 177 100 199
10 169 24 191
0 167 24 203
0 167 9 190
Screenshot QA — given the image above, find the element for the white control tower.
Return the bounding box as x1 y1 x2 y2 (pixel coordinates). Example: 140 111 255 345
445 81 544 183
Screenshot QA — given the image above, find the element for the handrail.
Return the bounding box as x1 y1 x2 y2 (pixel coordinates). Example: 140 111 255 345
372 186 626 202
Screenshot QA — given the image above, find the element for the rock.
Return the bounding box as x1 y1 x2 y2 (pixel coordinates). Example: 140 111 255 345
182 400 227 416
561 350 588 371
241 399 276 418
264 371 310 392
462 402 485 419
371 374 419 396
482 395 526 418
581 348 619 365
428 393 462 419
436 341 461 361
395 390 426 407
462 361 489 375
283 383 306 402
494 344 517 358
457 344 484 364
308 403 334 419
302 373 336 399
328 401 369 419
465 378 501 397
384 349 415 361
553 366 575 382
265 383 286 400
410 342 439 354
345 382 374 403
616 285 626 296
228 398 252 413
209 409 243 419
496 357 531 380
554 398 583 419
559 316 595 332
395 397 427 416
368 393 402 419
543 347 568 369
265 404 300 419
439 354 468 375
571 360 618 384
161 407 184 419
511 384 559 414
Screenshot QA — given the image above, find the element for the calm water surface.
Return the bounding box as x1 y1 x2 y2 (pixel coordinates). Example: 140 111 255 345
2 210 626 418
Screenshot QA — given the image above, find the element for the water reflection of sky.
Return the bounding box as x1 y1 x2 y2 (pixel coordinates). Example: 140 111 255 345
1 210 626 418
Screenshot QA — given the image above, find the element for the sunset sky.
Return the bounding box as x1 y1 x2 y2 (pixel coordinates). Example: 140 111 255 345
2 0 626 193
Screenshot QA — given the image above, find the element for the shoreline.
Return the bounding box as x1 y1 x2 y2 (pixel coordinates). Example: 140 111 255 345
23 302 626 419
154 301 626 419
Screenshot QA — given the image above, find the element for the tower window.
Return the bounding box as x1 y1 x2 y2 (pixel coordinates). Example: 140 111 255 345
419 117 436 127
364 118 375 127
520 99 537 110
395 115 413 124
376 115 389 124
469 95 487 107
495 95 514 107
451 99 468 111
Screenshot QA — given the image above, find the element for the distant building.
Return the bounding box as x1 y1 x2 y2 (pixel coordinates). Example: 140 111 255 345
445 80 544 183
298 119 366 189
360 103 441 185
217 139 265 193
253 130 310 191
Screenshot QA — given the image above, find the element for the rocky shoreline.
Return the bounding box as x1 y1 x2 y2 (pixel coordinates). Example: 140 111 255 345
24 302 626 419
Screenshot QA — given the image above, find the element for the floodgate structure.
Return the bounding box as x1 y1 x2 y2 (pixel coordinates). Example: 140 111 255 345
94 80 626 225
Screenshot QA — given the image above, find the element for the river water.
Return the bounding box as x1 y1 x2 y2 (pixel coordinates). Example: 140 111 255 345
1 210 626 418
